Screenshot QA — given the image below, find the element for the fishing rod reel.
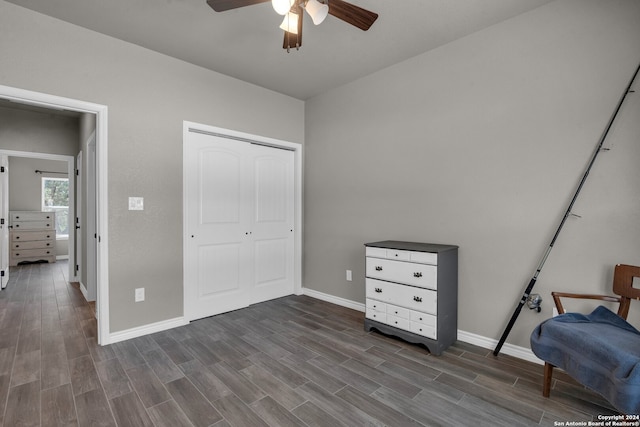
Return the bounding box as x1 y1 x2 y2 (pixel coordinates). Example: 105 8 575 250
526 293 542 313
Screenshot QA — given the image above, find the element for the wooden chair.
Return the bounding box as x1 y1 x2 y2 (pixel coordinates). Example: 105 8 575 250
531 264 640 414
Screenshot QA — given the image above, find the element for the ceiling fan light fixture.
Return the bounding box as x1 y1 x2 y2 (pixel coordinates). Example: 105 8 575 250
304 0 328 25
279 11 299 34
272 0 295 15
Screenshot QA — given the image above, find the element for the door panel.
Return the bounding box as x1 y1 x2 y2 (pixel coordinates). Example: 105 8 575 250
186 133 251 320
197 243 242 295
250 146 294 303
200 150 242 224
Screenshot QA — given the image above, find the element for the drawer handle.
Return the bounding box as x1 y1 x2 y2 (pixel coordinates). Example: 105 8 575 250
375 266 383 271
15 236 20 240
46 243 50 246
413 296 422 302
46 235 51 238
15 224 19 228
15 245 19 248
394 321 398 324
394 311 398 314
16 253 19 256
413 272 422 278
375 288 382 293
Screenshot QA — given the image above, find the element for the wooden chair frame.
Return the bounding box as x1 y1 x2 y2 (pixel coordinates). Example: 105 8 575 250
542 264 640 398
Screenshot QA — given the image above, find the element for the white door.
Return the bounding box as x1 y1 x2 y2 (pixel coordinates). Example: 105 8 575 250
184 131 294 321
75 151 82 283
86 137 97 302
0 155 8 289
250 144 295 304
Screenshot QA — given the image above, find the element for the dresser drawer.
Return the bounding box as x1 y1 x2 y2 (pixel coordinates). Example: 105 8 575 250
365 308 387 323
366 278 437 315
410 310 436 327
386 304 410 319
366 257 437 290
387 314 409 330
11 240 54 250
366 298 387 313
365 247 437 265
409 322 436 339
11 211 54 222
12 220 55 230
12 248 55 259
11 230 56 242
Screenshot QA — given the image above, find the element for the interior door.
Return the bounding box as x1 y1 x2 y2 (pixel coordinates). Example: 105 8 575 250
250 144 295 303
0 155 8 289
75 151 82 283
184 131 295 321
185 132 253 320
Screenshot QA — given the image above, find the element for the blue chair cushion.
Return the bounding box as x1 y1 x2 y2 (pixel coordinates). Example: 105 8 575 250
530 306 640 414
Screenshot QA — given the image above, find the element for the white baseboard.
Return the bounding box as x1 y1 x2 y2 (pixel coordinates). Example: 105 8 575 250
108 317 188 345
79 281 88 301
301 287 541 365
456 329 541 364
302 287 366 312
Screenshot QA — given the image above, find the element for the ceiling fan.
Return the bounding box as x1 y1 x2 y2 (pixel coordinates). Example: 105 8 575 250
206 0 378 52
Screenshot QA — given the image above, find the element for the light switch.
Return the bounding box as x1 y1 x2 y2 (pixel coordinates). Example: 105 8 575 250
129 197 144 211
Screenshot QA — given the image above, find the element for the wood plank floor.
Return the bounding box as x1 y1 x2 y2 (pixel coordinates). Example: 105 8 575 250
0 261 619 427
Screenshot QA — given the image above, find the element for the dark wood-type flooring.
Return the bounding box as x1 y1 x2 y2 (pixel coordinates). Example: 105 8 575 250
0 261 618 426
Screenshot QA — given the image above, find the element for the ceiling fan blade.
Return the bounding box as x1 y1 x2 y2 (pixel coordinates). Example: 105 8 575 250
328 0 378 31
206 0 270 12
283 4 303 50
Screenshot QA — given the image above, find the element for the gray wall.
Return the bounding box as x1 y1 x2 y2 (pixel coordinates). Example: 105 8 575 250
0 1 304 333
0 105 80 156
304 0 640 348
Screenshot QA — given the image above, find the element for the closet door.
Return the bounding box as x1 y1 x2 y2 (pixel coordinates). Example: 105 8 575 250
184 131 295 321
250 144 294 303
185 132 253 320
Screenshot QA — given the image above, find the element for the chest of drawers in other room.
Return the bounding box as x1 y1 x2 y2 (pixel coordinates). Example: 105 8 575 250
9 211 56 266
364 240 458 355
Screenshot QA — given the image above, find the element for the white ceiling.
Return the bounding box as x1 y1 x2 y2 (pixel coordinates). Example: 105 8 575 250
5 0 553 100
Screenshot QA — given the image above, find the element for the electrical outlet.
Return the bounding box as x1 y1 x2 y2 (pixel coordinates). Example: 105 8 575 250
346 270 352 281
135 287 145 302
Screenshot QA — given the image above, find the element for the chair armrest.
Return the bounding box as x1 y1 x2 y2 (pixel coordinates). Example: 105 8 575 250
551 291 621 315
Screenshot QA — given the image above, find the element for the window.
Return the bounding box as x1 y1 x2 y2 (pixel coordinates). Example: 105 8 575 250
42 177 69 238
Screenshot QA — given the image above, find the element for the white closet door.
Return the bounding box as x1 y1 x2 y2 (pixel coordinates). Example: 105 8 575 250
250 144 294 303
184 131 294 321
185 132 253 320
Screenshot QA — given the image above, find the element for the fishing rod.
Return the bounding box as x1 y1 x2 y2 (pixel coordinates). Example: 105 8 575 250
493 61 640 356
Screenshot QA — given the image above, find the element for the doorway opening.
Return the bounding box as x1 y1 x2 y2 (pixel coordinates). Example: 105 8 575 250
0 85 110 344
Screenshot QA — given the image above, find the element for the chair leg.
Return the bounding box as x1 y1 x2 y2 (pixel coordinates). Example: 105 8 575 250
543 362 554 397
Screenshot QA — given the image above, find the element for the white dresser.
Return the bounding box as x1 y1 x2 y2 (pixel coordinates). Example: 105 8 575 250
9 211 56 266
364 240 458 355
